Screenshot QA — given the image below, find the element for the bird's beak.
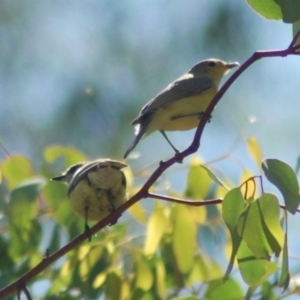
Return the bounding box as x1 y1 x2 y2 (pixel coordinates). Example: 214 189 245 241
51 175 65 181
226 62 240 69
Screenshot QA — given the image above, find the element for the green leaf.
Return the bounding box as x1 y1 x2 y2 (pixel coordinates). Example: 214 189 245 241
155 259 166 298
260 281 277 300
279 231 290 291
247 0 282 20
144 206 169 256
258 193 284 256
9 178 45 225
105 269 122 300
274 0 300 23
293 20 300 49
236 194 284 259
187 255 223 285
172 205 196 274
8 179 44 257
222 188 245 278
200 165 229 190
44 145 87 166
135 258 153 291
262 159 300 214
1 155 36 189
237 241 278 288
184 157 211 200
205 278 244 300
237 198 271 259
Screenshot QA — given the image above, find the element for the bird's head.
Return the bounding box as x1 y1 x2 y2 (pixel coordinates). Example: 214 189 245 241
51 163 85 184
190 58 239 86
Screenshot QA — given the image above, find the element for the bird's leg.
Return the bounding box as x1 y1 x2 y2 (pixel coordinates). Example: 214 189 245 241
84 204 91 242
160 130 179 153
159 130 183 163
107 190 121 226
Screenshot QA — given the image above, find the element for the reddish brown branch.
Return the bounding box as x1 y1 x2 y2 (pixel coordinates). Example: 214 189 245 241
147 192 223 206
1 30 300 299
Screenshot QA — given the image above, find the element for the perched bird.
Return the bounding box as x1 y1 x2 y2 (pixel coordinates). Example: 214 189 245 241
124 58 239 158
52 159 127 232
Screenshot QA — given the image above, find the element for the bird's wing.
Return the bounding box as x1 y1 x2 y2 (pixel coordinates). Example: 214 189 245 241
68 160 127 193
132 75 212 125
68 161 100 193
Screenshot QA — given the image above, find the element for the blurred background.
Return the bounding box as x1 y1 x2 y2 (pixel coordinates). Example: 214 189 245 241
1 0 299 171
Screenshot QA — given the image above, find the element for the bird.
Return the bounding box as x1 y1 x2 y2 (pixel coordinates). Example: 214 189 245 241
52 159 128 234
123 58 239 158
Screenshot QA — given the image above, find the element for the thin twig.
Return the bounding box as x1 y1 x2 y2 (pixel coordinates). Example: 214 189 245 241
147 192 223 206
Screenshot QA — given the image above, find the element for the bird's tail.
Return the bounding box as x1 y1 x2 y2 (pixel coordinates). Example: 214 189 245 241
123 124 148 159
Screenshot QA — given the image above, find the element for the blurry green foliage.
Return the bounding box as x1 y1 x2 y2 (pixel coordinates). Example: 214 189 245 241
0 140 299 299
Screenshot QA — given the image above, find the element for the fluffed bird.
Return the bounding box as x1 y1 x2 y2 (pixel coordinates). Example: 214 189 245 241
52 159 127 233
124 58 239 158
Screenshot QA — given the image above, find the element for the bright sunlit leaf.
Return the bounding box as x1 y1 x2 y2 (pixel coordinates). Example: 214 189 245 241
247 136 263 168
240 170 257 200
184 156 211 200
128 201 147 223
155 259 166 298
172 205 196 274
44 145 87 166
1 155 36 189
200 164 229 190
135 258 153 291
144 206 169 256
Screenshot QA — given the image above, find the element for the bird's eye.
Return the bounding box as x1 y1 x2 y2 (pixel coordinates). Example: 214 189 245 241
208 61 216 67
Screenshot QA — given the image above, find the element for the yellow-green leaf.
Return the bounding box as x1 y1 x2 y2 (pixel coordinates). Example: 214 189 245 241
128 201 147 223
172 205 196 274
258 193 284 256
205 278 244 300
135 258 153 291
200 165 229 190
184 156 211 200
222 188 245 278
155 259 166 298
247 0 282 20
247 136 263 168
1 155 35 189
44 145 87 166
144 206 169 256
237 241 278 287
